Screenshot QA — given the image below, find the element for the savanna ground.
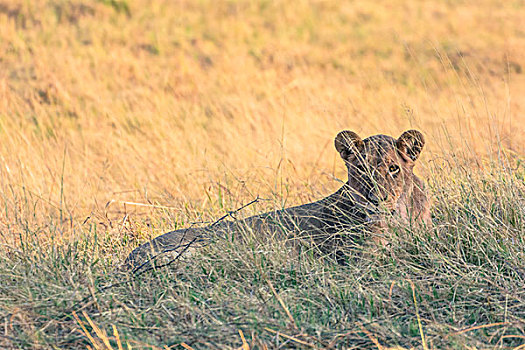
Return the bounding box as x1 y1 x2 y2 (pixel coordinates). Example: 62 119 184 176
0 0 524 348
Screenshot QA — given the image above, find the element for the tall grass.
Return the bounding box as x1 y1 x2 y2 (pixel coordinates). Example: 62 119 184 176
0 0 524 348
0 158 523 348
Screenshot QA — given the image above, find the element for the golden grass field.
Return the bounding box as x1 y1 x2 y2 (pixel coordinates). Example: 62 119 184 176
1 0 523 242
0 0 524 348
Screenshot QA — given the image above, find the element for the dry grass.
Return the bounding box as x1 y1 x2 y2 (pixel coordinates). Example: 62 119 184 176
0 0 524 348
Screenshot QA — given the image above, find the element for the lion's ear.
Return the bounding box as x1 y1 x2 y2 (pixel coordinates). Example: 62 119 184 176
396 130 425 162
334 130 364 160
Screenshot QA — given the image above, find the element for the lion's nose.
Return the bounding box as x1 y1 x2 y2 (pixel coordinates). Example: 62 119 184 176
368 192 388 205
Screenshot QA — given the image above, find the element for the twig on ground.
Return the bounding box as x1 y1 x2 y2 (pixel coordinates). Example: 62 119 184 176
131 196 261 276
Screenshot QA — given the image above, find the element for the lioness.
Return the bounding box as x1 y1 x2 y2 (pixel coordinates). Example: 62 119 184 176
125 130 430 270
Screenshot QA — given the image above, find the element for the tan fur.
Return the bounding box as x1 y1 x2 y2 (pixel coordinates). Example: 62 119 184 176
335 130 431 245
126 130 431 269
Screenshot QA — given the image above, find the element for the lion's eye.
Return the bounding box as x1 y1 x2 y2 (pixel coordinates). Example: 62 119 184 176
389 164 400 176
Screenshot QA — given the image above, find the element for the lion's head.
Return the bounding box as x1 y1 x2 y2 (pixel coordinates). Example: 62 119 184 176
335 129 425 218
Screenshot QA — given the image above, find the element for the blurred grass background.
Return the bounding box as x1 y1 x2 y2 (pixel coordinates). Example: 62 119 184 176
0 0 523 242
0 0 524 348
